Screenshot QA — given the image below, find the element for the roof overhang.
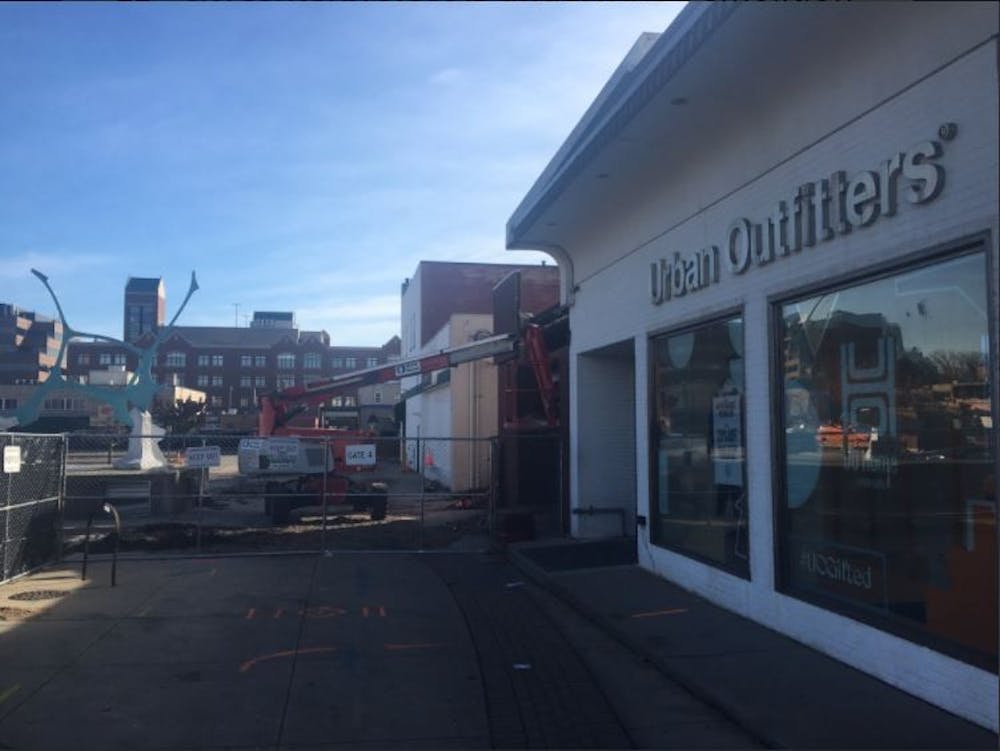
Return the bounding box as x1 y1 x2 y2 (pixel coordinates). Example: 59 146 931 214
506 2 734 253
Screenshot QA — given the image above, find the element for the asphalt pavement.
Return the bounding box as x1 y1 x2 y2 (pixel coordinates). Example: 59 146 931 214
4 542 993 750
0 550 757 750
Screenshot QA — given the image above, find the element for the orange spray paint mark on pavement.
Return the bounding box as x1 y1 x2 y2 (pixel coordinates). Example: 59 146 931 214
239 646 337 673
629 608 688 619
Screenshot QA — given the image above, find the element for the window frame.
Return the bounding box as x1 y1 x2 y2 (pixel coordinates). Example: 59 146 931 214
768 233 998 671
646 307 749 579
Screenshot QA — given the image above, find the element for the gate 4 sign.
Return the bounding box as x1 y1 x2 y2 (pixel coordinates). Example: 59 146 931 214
345 444 376 466
185 445 221 469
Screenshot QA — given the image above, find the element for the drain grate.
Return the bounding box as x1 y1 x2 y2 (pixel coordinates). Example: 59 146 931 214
8 590 65 602
0 606 34 620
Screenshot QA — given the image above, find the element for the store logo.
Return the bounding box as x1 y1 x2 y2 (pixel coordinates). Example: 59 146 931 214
650 126 955 305
649 247 720 304
800 549 873 591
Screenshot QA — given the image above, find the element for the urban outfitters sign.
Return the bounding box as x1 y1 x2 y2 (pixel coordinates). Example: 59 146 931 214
650 127 955 304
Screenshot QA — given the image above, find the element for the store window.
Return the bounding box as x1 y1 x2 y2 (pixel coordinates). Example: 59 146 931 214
776 249 996 669
650 315 748 577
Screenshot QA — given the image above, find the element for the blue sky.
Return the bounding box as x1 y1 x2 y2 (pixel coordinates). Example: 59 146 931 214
0 2 684 346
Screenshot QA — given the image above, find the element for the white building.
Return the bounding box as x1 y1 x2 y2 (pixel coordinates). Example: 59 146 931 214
507 3 998 730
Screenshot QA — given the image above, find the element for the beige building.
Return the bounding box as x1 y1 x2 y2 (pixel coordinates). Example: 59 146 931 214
405 313 498 492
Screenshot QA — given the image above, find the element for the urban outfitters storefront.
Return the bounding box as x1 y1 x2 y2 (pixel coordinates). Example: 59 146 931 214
507 3 998 730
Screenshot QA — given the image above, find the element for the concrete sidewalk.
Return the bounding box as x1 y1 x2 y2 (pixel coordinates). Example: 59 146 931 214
508 538 999 750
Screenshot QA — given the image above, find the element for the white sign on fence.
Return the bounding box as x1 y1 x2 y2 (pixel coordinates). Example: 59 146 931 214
345 444 376 466
3 446 21 474
266 438 301 469
185 445 221 469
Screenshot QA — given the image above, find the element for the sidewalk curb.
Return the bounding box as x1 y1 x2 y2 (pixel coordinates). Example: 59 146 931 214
506 547 782 750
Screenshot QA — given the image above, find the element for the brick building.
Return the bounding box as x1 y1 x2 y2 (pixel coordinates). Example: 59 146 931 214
0 303 63 387
65 326 400 423
123 277 165 343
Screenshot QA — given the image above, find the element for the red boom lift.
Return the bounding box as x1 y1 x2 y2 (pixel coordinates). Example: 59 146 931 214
239 333 517 522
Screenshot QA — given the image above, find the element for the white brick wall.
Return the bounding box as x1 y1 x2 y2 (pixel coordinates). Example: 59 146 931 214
568 27 999 731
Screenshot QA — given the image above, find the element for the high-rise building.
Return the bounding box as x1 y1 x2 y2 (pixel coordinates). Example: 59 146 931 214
123 277 165 343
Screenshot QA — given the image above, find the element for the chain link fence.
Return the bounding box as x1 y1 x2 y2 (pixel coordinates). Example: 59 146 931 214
62 433 500 556
1 433 65 583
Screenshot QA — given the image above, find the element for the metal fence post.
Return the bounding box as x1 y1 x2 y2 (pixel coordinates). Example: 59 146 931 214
57 433 68 562
418 429 424 551
196 437 206 552
3 439 11 582
322 437 329 555
488 437 497 541
558 433 566 537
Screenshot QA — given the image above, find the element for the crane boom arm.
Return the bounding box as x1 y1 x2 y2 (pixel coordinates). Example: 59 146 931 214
258 332 516 435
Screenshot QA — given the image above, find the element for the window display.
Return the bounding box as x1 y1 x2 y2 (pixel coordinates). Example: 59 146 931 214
650 316 749 577
776 249 996 669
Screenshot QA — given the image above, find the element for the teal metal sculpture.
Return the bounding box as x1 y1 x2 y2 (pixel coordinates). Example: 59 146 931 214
4 269 199 431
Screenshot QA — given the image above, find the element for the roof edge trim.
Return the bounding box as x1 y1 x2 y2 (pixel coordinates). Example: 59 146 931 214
506 2 737 249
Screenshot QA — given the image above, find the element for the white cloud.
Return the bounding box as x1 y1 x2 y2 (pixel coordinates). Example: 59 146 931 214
0 250 112 279
429 67 463 86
